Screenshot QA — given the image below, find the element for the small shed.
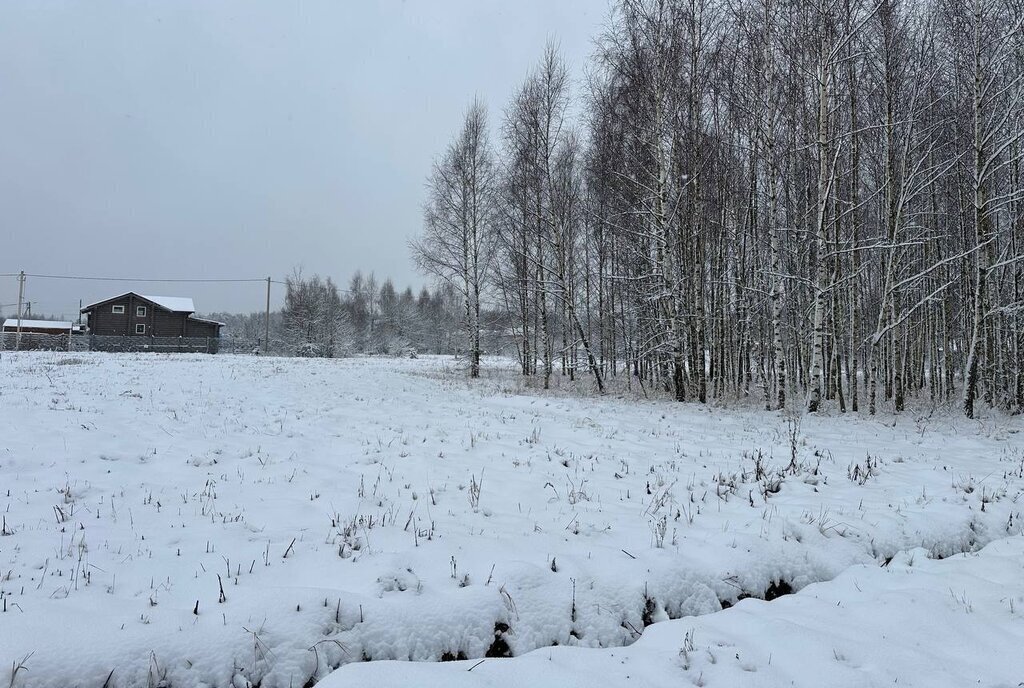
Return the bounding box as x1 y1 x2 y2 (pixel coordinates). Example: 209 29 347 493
1 319 75 351
2 319 74 334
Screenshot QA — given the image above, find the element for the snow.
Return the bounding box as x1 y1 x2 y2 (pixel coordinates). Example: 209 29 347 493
1 319 73 330
0 352 1021 688
142 295 196 313
323 538 1024 687
187 316 226 327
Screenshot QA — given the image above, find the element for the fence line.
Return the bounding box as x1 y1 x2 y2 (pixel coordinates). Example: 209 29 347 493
0 332 74 351
0 333 262 355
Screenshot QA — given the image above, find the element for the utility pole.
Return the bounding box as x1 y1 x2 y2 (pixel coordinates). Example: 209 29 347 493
15 270 25 351
264 276 271 354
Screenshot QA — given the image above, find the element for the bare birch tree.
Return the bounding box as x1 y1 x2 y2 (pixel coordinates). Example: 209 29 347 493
412 98 497 378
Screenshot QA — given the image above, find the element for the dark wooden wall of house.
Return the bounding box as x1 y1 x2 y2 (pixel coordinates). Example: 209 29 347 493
87 295 135 336
185 320 220 338
153 308 187 337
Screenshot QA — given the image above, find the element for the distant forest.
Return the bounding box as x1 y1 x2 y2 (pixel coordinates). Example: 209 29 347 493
207 270 503 360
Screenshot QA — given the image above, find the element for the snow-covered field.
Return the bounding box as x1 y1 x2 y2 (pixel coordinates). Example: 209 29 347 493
1 352 1021 687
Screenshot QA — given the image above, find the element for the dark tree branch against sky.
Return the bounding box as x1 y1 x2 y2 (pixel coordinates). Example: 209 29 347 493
0 0 603 316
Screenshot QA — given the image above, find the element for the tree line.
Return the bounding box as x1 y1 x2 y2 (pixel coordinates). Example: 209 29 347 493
412 0 1024 417
210 271 470 358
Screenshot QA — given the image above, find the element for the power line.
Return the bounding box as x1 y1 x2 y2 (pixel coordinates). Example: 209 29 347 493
23 273 268 283
6 273 355 291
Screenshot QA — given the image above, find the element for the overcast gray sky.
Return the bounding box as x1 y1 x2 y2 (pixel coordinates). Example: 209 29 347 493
0 0 605 317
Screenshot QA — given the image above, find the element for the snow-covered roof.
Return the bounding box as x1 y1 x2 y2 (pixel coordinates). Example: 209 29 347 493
82 292 195 313
2 319 73 330
141 295 195 313
188 316 226 327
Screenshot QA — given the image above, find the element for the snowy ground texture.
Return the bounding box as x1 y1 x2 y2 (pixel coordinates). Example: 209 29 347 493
1 352 1022 688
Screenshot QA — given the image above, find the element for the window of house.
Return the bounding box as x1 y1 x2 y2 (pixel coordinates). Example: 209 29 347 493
135 324 146 334
137 306 147 317
112 305 125 314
